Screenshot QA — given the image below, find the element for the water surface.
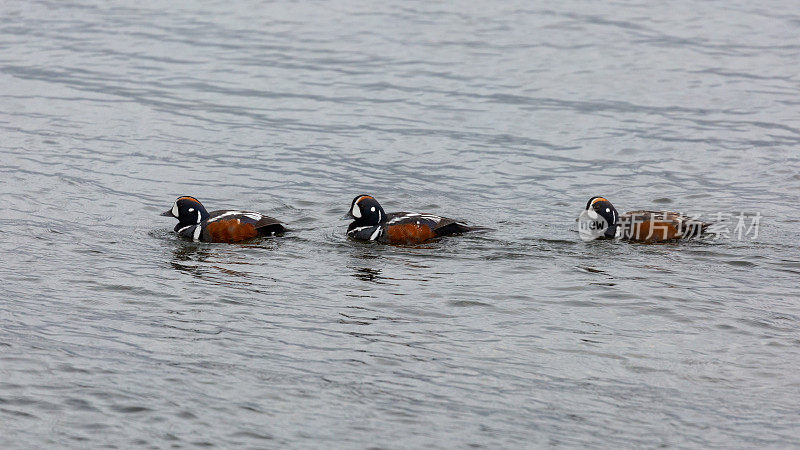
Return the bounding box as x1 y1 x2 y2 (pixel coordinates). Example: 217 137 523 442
1 0 799 447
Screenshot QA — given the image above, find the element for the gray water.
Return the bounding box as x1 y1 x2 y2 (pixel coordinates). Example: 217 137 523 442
2 0 800 448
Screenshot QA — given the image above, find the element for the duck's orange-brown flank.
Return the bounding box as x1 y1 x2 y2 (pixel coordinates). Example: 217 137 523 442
627 220 680 242
386 223 437 244
205 219 259 243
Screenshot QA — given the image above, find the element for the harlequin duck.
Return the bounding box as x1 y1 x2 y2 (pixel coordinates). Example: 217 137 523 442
345 195 483 245
161 196 286 243
578 196 709 242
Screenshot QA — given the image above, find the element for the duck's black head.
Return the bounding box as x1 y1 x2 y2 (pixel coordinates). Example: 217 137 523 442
346 195 386 226
585 196 618 238
161 196 210 231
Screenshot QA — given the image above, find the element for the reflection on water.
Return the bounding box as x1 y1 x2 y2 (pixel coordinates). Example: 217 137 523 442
168 238 283 285
351 266 383 283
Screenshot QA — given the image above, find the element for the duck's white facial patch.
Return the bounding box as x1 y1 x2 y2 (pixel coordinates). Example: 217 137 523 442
370 207 375 212
587 208 599 220
171 202 179 217
606 208 610 213
351 203 362 218
188 208 194 212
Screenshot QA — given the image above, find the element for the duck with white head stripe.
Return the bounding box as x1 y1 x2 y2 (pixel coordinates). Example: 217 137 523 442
578 196 711 242
345 194 488 245
161 196 286 243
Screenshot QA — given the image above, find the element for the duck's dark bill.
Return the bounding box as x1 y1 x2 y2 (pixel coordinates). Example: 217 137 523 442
160 210 173 216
